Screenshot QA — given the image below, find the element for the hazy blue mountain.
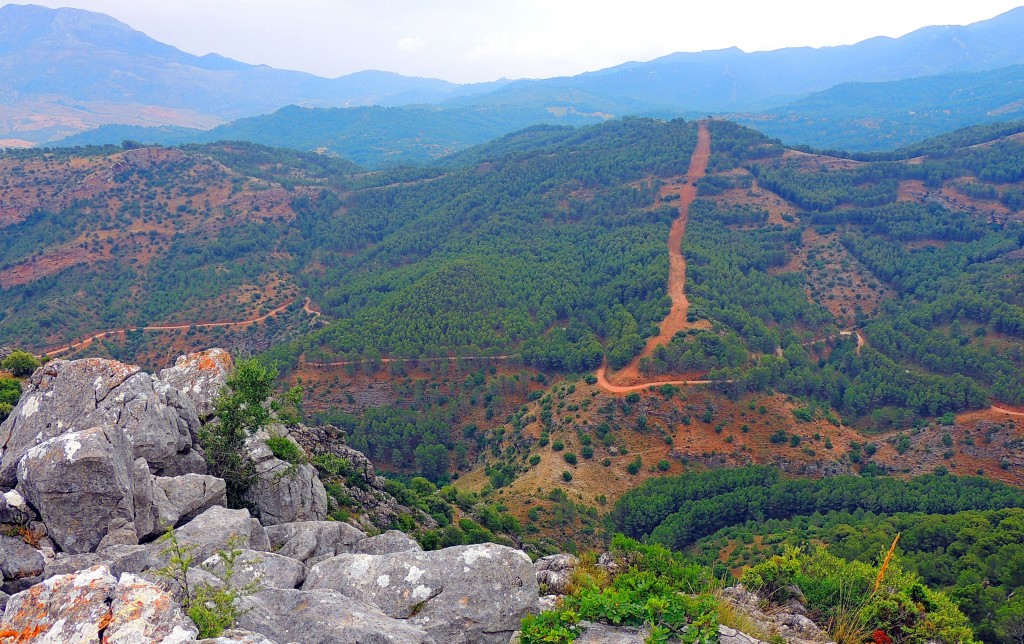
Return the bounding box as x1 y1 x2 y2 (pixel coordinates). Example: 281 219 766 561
732 64 1024 152
0 4 508 142
52 104 611 168
476 6 1024 113
10 3 1024 150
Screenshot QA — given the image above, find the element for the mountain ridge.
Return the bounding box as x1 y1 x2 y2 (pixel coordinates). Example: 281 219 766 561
5 3 1024 146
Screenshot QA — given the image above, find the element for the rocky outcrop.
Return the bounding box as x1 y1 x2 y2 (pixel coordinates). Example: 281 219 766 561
535 553 578 595
0 349 552 644
243 433 327 526
0 357 205 484
287 424 437 531
159 348 232 420
17 424 136 554
303 542 539 644
0 564 197 643
719 585 833 644
236 588 436 644
264 520 367 565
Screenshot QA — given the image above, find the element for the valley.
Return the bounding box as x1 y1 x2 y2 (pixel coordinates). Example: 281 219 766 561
2 5 1024 640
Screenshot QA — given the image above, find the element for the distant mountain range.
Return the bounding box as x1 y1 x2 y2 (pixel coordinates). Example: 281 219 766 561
4 3 1024 153
0 3 508 144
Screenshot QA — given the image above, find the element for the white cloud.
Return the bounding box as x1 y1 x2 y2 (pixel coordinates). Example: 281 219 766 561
398 37 426 52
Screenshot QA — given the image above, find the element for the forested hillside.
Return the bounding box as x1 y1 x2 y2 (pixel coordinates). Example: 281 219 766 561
3 117 1024 487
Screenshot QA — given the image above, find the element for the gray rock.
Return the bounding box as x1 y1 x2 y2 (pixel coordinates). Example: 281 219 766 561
535 553 578 595
203 549 306 590
719 625 770 644
46 544 150 580
156 473 228 524
354 530 423 555
265 520 367 564
198 629 277 644
287 424 437 532
0 564 118 642
719 585 832 644
243 435 327 526
149 506 260 568
158 348 232 420
249 519 270 552
0 490 34 524
576 621 649 643
303 543 538 644
17 425 135 554
0 535 43 581
104 572 199 643
0 357 203 485
133 457 165 540
236 587 436 644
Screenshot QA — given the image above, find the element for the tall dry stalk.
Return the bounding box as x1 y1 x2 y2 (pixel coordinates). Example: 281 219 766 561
873 533 901 593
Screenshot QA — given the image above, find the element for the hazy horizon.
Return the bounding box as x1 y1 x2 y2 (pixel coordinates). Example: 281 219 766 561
15 1 1024 83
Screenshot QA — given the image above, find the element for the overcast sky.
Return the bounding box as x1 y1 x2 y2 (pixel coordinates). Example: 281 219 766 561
23 0 1024 83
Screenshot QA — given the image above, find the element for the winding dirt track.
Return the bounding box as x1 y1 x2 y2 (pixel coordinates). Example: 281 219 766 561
992 404 1024 417
597 121 712 392
44 299 297 358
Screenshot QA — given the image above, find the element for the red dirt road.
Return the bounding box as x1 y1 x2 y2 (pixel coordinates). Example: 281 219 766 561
602 121 711 389
44 299 297 358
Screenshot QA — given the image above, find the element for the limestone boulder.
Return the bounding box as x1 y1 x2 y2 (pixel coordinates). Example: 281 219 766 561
202 549 306 590
0 357 202 485
236 587 436 644
158 348 232 420
44 544 149 580
0 535 44 594
535 553 578 595
354 530 422 555
0 490 34 524
303 543 538 644
0 565 198 643
243 435 327 526
104 572 199 643
197 629 276 644
147 506 266 574
17 425 135 554
264 520 366 565
0 564 118 642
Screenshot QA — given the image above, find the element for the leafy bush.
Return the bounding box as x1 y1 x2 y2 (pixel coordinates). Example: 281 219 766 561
742 547 976 644
265 435 304 464
1 351 39 377
520 536 717 643
200 359 276 507
154 529 259 638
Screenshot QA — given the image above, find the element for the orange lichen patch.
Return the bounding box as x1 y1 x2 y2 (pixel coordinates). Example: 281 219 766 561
0 624 47 642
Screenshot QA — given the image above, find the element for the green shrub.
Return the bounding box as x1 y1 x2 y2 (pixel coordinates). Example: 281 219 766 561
552 440 565 452
529 454 541 466
562 471 573 482
265 435 304 464
564 453 578 465
1 351 39 377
